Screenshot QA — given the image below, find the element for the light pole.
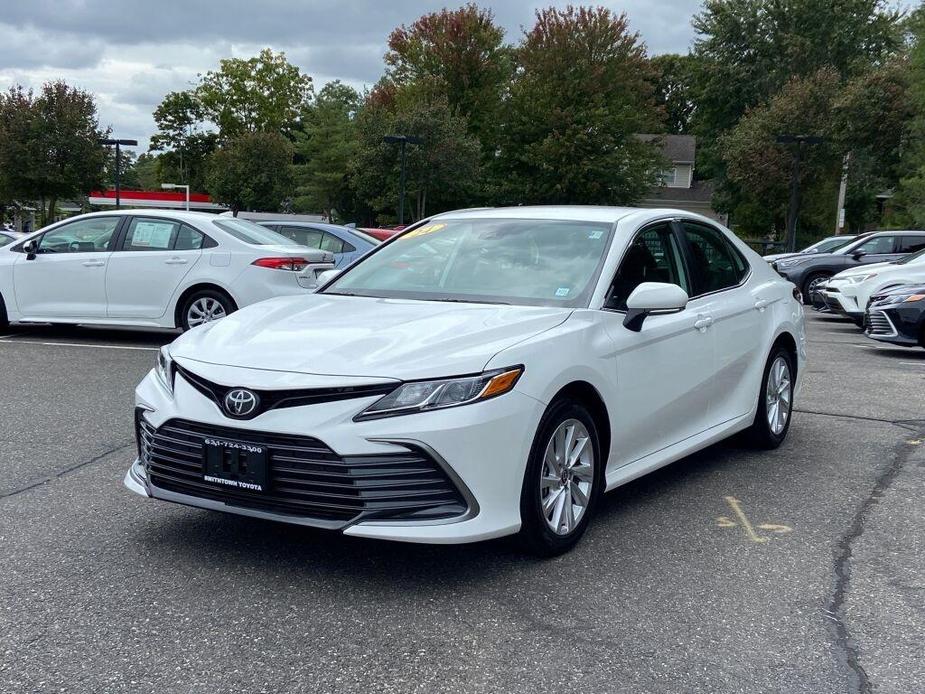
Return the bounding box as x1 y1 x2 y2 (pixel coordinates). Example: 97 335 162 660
161 183 190 211
99 138 138 210
775 134 823 253
383 134 423 225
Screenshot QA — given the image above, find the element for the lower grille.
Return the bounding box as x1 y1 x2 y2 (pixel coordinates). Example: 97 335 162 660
866 310 896 336
137 416 468 524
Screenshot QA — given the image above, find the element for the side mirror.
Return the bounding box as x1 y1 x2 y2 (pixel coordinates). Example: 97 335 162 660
623 282 689 332
22 239 37 260
316 268 341 285
851 250 866 260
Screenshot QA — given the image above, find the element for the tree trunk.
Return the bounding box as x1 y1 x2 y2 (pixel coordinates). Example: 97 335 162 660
47 196 57 225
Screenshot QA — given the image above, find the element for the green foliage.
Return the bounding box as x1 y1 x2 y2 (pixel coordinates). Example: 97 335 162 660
197 48 313 138
494 6 664 205
0 81 106 224
291 81 361 221
206 132 294 215
893 7 925 226
352 94 481 223
133 153 160 190
385 4 512 147
651 54 698 134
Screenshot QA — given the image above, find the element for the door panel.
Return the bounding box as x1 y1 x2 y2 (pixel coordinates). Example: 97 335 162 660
13 217 120 318
602 222 715 464
106 219 202 319
606 310 715 464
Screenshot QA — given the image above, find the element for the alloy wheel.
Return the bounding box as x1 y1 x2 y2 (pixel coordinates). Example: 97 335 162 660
187 297 227 328
765 356 792 435
540 418 595 536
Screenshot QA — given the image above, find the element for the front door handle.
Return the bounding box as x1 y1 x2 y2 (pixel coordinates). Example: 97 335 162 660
754 298 771 311
165 257 188 265
694 315 713 331
82 260 105 267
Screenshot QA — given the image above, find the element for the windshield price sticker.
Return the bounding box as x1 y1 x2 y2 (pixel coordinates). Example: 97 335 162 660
403 223 447 239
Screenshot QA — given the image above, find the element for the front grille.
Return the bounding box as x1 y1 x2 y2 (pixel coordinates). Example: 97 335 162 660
866 310 896 336
137 416 468 524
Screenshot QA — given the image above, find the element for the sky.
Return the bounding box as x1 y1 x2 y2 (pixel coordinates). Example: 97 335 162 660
0 0 710 149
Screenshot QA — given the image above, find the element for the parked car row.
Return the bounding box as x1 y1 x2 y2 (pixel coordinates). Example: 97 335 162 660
765 232 925 351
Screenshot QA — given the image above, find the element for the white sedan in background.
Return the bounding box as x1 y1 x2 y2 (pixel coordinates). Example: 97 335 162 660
125 206 805 555
0 211 333 332
822 247 925 324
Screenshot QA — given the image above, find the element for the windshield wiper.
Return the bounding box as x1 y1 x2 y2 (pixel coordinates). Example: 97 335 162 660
428 297 512 305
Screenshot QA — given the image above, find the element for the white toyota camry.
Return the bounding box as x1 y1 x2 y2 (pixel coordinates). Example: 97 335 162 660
125 207 806 554
0 211 334 332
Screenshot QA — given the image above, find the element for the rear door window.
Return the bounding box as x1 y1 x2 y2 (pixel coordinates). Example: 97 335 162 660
122 218 179 251
896 235 925 253
278 225 323 249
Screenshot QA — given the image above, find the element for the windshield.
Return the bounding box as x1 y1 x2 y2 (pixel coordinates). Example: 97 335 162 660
895 247 925 265
0 234 13 247
323 218 614 307
213 218 299 246
804 236 854 254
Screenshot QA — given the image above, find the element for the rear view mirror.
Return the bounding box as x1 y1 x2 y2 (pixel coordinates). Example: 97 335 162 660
623 282 689 332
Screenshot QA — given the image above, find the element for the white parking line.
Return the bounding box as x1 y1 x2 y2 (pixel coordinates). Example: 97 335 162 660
853 344 900 351
899 362 925 367
0 339 159 351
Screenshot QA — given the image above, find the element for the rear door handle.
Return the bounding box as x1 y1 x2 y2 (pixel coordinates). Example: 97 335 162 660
82 260 105 267
694 315 713 331
754 298 771 311
165 257 188 265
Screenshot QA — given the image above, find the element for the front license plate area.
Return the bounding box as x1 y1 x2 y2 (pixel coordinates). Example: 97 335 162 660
202 437 268 493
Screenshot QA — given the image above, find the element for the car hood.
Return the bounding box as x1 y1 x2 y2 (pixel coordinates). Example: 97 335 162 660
831 261 895 279
764 252 802 262
171 294 572 381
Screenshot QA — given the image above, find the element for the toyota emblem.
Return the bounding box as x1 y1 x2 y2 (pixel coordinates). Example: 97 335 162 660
224 388 259 417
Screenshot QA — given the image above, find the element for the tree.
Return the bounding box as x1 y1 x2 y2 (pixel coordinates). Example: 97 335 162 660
133 153 161 190
149 90 215 188
494 6 664 205
721 68 841 237
384 4 511 146
352 94 480 223
894 7 925 226
291 81 361 221
205 132 294 215
651 54 699 134
692 0 903 139
0 81 106 224
197 48 313 138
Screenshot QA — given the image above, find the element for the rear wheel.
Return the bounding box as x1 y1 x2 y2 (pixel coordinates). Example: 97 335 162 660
0 293 8 333
179 289 235 331
519 400 603 556
744 346 794 449
802 273 830 304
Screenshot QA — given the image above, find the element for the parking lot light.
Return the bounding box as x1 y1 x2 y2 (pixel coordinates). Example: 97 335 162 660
161 183 190 211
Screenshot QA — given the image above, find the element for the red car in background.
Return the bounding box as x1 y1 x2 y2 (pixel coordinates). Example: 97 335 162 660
360 227 404 242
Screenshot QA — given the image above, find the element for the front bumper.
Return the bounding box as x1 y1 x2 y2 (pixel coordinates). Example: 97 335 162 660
822 287 863 320
125 368 545 544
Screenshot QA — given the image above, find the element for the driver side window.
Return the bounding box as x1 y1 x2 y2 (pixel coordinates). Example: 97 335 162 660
38 217 120 254
855 235 894 255
606 224 689 310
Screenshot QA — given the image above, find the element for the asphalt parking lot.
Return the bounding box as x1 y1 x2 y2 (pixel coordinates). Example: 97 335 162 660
1 313 924 694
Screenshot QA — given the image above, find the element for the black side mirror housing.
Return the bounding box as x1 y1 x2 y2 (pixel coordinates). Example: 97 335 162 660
23 239 37 260
851 250 866 260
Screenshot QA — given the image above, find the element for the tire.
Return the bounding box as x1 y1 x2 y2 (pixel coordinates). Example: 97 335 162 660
743 345 795 449
0 293 9 334
518 399 604 556
802 273 830 304
179 289 236 332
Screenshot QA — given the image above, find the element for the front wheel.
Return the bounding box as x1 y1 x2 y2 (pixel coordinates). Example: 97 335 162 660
179 290 236 331
802 273 830 304
519 400 603 556
744 346 795 449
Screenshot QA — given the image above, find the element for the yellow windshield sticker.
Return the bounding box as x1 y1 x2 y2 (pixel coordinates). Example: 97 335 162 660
403 223 447 239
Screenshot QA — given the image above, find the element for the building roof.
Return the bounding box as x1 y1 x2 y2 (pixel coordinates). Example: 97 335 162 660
644 180 715 204
637 134 696 163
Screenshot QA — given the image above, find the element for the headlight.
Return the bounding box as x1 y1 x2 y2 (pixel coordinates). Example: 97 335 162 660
355 366 523 420
850 273 877 283
155 346 174 394
892 293 925 304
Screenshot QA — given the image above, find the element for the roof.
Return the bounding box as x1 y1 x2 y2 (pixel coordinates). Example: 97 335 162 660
232 211 326 223
644 180 715 204
637 134 696 163
433 205 640 223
